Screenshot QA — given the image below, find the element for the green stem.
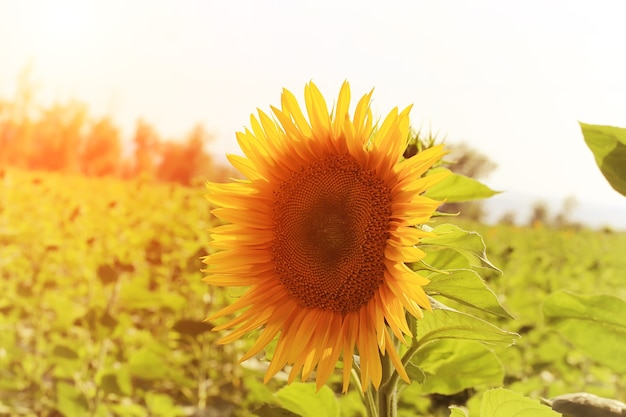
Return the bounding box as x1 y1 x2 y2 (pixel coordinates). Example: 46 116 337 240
377 350 397 417
360 324 423 417
353 360 378 417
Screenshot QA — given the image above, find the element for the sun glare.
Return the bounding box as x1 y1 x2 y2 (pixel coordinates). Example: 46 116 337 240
31 1 95 58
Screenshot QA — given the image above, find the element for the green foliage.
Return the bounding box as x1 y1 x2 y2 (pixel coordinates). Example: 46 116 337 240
423 169 499 202
2 168 625 416
274 384 340 417
0 169 239 416
413 340 504 395
580 122 626 196
425 270 512 319
416 302 517 347
420 224 500 271
543 291 626 373
480 388 560 417
448 407 469 417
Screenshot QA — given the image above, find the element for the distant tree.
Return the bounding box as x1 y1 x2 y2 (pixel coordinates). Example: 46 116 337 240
527 196 581 229
528 201 550 227
553 196 580 229
498 211 517 225
0 68 238 185
156 125 213 185
28 101 87 172
81 117 122 176
131 119 161 178
0 65 37 168
445 142 498 180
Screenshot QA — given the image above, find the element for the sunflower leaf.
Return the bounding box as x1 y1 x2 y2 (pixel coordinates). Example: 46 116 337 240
543 291 626 373
480 388 561 417
580 122 626 197
412 339 504 395
423 168 499 202
275 383 340 417
253 404 301 417
449 406 469 417
419 224 500 272
417 304 518 347
405 362 426 384
55 382 89 417
425 269 513 319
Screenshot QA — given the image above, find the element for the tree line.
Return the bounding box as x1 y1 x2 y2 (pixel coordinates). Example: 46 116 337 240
0 71 236 185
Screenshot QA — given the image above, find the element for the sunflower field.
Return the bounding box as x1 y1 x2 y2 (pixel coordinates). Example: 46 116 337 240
1 163 625 417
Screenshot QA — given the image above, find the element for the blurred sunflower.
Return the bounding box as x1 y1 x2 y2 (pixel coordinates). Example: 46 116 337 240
204 82 449 392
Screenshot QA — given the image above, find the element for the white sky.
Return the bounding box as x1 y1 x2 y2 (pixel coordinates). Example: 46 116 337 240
1 0 626 225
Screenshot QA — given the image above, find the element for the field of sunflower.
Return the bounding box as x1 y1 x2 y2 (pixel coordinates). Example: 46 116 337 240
1 166 625 417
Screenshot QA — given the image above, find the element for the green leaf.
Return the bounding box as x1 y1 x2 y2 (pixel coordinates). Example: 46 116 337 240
128 347 169 380
405 362 426 384
337 391 367 417
420 224 500 272
480 388 561 417
580 122 626 196
275 383 340 417
418 302 518 347
423 168 499 202
52 344 79 359
99 373 124 396
172 319 214 337
120 280 187 312
253 404 301 417
425 269 512 319
543 291 626 373
97 263 118 285
449 406 469 417
98 367 132 396
109 403 148 417
55 382 89 417
145 392 185 417
413 339 504 395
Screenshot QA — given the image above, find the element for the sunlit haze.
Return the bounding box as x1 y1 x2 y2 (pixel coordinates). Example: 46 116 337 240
1 0 625 227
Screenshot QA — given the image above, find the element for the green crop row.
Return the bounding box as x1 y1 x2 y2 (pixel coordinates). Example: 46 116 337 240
1 168 624 416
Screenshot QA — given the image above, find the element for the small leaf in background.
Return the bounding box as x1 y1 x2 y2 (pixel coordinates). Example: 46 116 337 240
425 269 512 319
275 383 340 417
46 295 86 329
55 382 89 417
418 303 518 347
413 339 504 395
405 362 427 385
423 168 499 202
244 376 281 409
97 367 132 397
52 344 79 360
97 263 118 285
128 347 169 380
420 224 500 272
145 392 185 417
449 406 469 417
99 372 125 396
337 390 367 417
580 122 626 197
480 388 561 417
543 291 626 373
172 319 214 337
253 404 301 417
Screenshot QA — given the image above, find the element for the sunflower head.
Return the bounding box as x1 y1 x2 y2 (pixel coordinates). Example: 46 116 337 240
204 82 449 392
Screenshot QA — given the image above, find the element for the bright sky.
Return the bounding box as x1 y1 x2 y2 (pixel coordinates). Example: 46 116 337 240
1 0 626 225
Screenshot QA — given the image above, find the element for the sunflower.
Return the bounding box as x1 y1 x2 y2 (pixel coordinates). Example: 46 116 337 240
204 81 449 392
